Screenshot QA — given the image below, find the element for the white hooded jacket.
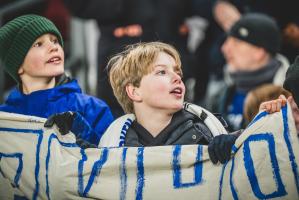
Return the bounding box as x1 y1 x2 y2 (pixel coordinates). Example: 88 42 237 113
99 103 227 147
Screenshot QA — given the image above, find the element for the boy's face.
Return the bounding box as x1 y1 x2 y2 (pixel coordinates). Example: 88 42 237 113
18 33 64 80
135 52 185 113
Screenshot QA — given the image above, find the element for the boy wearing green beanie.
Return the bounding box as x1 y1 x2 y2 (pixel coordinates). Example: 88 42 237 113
0 14 114 145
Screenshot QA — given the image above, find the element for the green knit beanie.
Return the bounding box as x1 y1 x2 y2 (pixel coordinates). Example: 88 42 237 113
0 14 63 83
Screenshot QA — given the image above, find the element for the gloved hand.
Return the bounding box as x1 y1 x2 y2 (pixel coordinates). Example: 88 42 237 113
45 111 99 149
44 111 76 135
208 134 238 164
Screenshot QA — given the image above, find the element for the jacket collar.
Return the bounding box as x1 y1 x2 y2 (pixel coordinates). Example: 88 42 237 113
5 79 81 104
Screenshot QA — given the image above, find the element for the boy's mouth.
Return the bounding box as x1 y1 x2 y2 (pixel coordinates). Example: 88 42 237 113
170 87 183 96
47 56 62 64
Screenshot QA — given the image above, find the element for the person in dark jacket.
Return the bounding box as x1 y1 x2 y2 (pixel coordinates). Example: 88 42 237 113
48 42 239 164
0 14 114 145
209 13 289 131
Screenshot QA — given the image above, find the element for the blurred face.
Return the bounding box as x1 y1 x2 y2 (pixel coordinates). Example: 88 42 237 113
221 36 261 71
136 52 185 113
18 33 64 80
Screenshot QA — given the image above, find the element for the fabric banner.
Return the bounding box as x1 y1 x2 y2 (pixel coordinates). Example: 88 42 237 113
0 105 298 200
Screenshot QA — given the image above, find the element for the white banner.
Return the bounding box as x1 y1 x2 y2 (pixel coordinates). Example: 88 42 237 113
0 105 298 200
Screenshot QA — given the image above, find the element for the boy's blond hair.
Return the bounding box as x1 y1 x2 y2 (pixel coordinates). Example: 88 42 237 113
109 42 182 114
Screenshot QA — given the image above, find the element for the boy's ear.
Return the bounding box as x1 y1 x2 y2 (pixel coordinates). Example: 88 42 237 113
18 66 24 75
126 84 142 102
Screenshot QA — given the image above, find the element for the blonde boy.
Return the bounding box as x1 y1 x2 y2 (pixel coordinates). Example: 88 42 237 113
49 41 238 163
99 42 238 164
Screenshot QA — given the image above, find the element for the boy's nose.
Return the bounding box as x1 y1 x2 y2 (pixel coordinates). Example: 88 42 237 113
48 42 58 52
172 72 182 83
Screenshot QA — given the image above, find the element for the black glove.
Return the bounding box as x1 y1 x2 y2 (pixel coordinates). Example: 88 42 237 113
44 111 76 135
208 134 238 164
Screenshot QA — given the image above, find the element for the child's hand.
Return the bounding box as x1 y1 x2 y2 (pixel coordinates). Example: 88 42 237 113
259 95 287 114
208 134 238 164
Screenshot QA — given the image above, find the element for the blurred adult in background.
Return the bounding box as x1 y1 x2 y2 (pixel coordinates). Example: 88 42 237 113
214 0 299 63
209 13 289 131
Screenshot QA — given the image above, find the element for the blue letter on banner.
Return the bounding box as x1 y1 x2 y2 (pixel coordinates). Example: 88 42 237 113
243 133 286 199
172 145 203 188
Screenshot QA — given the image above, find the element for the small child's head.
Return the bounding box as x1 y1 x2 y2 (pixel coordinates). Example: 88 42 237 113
244 84 291 125
109 42 184 114
0 14 64 84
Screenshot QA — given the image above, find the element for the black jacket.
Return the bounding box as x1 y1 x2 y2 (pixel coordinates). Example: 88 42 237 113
124 109 213 146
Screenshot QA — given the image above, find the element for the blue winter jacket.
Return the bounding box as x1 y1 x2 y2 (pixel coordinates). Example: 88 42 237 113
0 79 114 145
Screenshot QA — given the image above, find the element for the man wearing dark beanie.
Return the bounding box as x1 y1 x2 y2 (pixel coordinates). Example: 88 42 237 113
209 13 290 131
0 14 114 145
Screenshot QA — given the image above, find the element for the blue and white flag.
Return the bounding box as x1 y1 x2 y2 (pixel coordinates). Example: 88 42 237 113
0 105 298 199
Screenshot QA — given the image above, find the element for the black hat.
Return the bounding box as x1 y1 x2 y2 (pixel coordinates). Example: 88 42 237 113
283 56 299 105
228 13 280 55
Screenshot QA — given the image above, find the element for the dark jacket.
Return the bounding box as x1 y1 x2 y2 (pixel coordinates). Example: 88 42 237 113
210 55 289 131
0 78 114 145
124 109 213 146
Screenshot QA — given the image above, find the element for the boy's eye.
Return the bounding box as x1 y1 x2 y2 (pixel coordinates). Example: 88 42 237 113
176 71 183 78
174 68 183 78
33 42 42 47
157 70 166 75
52 38 59 44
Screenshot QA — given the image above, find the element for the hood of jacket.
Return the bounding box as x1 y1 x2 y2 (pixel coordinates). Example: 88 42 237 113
99 103 228 147
0 79 82 118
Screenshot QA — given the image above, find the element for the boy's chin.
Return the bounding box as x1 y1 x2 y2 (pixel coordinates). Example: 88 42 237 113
51 71 64 77
171 103 184 111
